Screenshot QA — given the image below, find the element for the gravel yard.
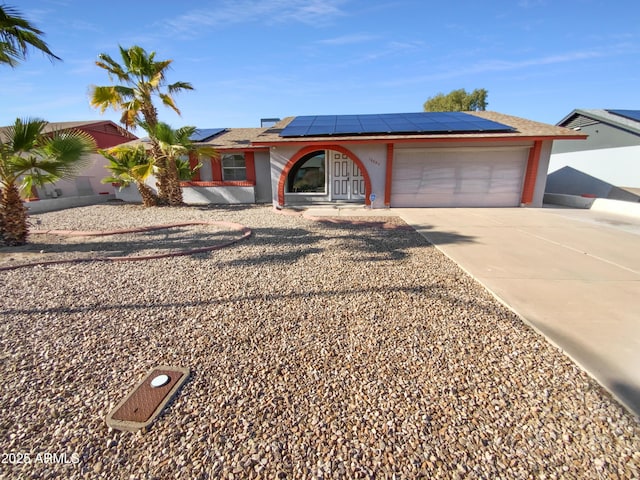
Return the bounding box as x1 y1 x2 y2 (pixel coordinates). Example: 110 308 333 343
0 203 638 479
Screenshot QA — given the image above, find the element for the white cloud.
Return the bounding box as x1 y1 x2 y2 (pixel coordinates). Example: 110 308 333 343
318 33 378 45
164 0 346 33
381 49 606 86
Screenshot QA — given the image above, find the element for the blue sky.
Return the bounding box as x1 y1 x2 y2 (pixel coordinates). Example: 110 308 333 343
1 0 638 132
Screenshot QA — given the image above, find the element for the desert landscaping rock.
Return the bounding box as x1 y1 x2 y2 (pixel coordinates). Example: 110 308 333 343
0 204 638 479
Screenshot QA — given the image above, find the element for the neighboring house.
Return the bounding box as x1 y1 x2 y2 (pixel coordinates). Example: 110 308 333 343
37 121 138 199
117 111 583 209
0 120 138 200
548 109 640 188
546 166 640 202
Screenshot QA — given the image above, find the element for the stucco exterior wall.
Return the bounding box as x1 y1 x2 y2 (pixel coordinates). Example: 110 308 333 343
254 151 273 203
36 153 114 199
25 194 116 214
114 183 144 203
270 143 388 208
345 144 387 208
182 186 255 204
548 145 640 187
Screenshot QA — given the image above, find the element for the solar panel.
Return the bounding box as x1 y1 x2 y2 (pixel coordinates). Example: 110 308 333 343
606 110 640 123
280 112 515 137
190 128 226 142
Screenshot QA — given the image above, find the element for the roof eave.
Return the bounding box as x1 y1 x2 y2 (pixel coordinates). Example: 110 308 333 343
253 133 587 147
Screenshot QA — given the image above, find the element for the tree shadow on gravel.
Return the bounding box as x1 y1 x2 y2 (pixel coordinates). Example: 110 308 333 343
1 227 244 258
314 217 477 245
305 218 476 262
1 283 501 322
215 227 328 267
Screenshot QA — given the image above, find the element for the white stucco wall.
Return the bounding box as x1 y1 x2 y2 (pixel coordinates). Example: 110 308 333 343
270 141 547 209
269 144 390 208
182 186 255 204
114 183 144 203
36 153 115 199
548 145 640 188
345 144 388 208
114 179 256 205
254 151 273 203
25 194 116 214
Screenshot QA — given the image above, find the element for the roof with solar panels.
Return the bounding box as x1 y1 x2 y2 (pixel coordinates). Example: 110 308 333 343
119 110 584 150
252 110 584 145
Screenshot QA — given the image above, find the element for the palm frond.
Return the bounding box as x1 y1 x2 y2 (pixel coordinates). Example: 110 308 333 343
89 85 123 112
40 129 96 167
159 93 181 115
168 81 194 93
5 117 47 152
0 4 60 65
99 144 154 184
195 145 219 161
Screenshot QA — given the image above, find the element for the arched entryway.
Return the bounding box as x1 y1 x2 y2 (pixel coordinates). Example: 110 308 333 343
277 145 372 207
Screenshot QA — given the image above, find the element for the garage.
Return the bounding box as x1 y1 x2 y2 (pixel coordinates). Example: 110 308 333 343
391 147 530 207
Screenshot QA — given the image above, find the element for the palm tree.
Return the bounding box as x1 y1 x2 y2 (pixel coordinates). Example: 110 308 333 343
89 45 193 204
140 122 218 205
99 144 158 207
0 118 95 246
0 3 61 67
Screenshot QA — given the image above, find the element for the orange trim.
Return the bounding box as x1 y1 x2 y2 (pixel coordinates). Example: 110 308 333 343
276 145 372 208
211 157 223 182
521 140 543 204
245 151 256 184
189 152 201 181
254 134 586 147
181 180 255 187
384 143 393 206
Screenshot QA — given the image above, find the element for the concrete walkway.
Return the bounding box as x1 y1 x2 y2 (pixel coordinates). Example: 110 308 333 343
395 207 640 417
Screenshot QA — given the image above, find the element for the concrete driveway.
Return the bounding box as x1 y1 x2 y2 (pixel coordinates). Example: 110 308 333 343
395 207 640 417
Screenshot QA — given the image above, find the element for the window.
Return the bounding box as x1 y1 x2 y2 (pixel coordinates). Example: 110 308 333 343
222 153 246 181
287 151 326 193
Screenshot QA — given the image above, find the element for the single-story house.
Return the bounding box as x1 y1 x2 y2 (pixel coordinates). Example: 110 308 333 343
0 120 138 199
117 111 584 208
549 109 640 188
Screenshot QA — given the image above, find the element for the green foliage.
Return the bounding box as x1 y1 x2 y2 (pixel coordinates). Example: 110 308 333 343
177 158 200 181
99 144 154 187
0 117 96 191
0 118 96 245
423 88 488 112
89 45 193 130
99 143 159 207
139 120 218 184
0 3 61 67
90 45 194 204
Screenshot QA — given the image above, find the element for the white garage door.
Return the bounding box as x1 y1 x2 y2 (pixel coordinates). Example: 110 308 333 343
391 147 529 207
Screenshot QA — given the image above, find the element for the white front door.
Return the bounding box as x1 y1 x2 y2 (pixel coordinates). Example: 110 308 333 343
332 155 365 200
